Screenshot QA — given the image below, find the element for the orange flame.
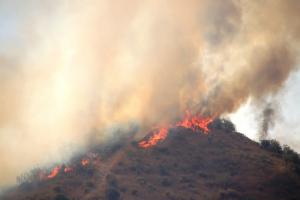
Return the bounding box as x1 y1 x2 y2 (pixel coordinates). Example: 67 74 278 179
41 154 100 180
139 111 214 148
47 166 61 179
139 127 169 148
176 114 213 133
81 158 89 166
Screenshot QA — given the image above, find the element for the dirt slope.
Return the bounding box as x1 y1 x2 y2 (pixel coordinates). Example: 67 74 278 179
2 127 300 200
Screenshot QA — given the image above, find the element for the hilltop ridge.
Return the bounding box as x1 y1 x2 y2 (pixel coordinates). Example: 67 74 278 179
2 123 300 200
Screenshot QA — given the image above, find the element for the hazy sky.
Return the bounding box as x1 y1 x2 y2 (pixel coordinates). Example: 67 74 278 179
230 70 300 151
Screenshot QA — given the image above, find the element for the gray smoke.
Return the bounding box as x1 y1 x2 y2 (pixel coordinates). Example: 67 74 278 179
259 102 277 140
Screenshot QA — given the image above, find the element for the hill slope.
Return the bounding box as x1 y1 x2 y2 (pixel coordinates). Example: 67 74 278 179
2 127 300 200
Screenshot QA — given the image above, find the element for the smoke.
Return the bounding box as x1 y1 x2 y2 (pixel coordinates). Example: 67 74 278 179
0 0 300 188
258 102 278 140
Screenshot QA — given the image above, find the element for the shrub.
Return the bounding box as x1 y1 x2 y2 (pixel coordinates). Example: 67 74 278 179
131 141 138 147
210 118 236 132
131 190 138 196
282 145 300 165
106 174 118 189
53 186 62 193
86 181 95 188
161 179 172 187
106 188 120 200
260 139 282 154
159 166 169 176
55 194 70 200
282 145 300 175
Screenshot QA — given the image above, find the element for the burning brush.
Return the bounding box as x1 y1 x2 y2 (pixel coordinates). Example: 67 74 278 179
139 111 214 148
40 153 101 180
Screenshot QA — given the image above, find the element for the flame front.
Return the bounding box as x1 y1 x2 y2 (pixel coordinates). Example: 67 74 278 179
139 112 214 149
36 154 100 181
139 128 169 148
176 115 213 133
47 166 61 179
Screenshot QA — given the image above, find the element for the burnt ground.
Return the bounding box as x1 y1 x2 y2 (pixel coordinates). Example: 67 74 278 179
1 127 300 200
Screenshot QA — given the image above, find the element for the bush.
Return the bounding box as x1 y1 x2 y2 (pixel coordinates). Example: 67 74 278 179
282 145 300 165
210 118 236 132
159 166 169 176
161 179 172 187
261 141 300 175
106 188 120 200
53 186 62 193
282 145 300 175
55 194 70 200
260 139 282 154
131 190 138 196
106 174 118 189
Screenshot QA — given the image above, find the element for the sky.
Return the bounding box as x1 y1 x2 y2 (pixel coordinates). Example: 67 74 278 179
230 70 300 151
0 0 300 189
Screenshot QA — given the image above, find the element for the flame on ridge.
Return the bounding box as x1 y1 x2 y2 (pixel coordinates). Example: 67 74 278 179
47 166 61 179
138 127 169 148
139 112 214 148
45 156 96 179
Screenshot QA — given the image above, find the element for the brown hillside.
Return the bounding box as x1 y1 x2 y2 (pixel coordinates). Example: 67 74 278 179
2 127 300 200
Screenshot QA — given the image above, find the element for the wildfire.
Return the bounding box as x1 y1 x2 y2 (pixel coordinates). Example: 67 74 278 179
35 151 106 181
139 128 169 148
81 158 89 166
139 111 214 149
47 166 61 179
176 115 213 133
45 155 96 179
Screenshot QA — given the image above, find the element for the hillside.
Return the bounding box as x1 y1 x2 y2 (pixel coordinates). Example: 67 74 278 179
1 125 300 200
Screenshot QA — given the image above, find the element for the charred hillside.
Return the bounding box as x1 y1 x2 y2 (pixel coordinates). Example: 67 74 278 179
2 121 300 200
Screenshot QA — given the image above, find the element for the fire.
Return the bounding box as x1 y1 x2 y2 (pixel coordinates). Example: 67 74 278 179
139 111 214 148
139 128 169 148
38 153 100 181
176 115 213 133
47 166 61 179
81 158 89 166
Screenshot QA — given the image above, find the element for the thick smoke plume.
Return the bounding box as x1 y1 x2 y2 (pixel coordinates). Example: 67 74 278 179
0 0 300 188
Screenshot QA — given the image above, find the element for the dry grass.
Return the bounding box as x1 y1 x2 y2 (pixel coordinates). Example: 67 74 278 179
2 128 300 200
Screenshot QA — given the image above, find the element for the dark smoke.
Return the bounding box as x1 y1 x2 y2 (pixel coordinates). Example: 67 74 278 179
259 103 277 140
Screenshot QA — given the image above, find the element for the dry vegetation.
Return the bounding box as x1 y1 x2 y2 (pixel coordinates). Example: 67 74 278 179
1 119 300 200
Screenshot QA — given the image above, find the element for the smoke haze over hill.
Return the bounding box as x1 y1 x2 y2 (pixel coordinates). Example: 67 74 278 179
0 0 300 188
